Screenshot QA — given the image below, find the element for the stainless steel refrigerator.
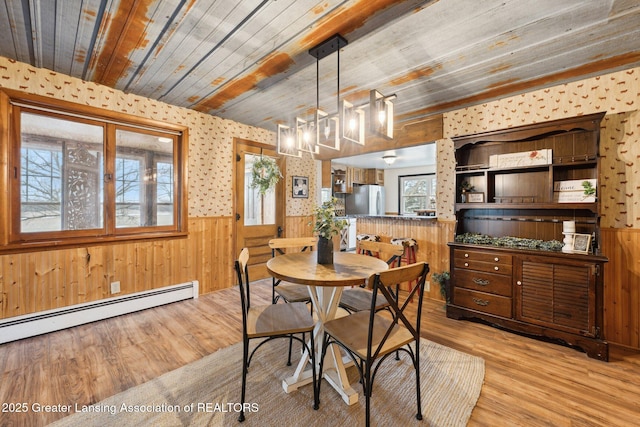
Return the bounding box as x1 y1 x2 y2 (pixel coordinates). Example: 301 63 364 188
345 185 385 216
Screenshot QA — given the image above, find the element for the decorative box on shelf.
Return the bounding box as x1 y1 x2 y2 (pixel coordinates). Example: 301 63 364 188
489 149 552 168
553 179 596 203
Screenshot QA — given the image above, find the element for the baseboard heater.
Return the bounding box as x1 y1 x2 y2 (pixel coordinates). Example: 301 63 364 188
0 281 199 344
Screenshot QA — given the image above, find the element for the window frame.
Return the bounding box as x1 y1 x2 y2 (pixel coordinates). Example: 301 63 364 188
0 89 188 252
398 173 436 216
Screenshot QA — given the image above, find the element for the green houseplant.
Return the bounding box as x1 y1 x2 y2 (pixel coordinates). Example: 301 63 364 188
431 271 451 304
250 156 282 196
311 197 348 264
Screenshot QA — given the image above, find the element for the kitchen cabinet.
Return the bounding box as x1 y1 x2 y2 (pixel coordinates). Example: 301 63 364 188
365 168 384 185
447 112 609 361
333 168 349 193
351 167 365 185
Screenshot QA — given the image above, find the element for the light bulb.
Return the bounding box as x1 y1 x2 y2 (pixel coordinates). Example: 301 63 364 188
378 109 386 125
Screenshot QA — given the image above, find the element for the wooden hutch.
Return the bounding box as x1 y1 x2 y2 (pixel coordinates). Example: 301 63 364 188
447 112 609 361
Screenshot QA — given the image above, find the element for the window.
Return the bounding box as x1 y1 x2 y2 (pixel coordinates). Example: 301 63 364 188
2 89 187 249
243 153 276 226
399 174 436 215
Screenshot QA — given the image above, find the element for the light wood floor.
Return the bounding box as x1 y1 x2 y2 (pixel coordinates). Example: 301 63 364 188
1 279 639 426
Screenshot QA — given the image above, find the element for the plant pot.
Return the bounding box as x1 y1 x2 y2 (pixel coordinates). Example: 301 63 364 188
317 236 334 265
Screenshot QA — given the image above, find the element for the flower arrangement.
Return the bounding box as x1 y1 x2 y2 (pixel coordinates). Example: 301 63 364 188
250 156 282 196
459 181 474 193
311 197 348 240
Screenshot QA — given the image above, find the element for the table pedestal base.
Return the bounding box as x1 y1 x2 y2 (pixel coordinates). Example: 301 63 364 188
282 286 359 405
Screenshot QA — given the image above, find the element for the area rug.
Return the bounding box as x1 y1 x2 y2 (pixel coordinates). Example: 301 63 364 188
50 339 484 427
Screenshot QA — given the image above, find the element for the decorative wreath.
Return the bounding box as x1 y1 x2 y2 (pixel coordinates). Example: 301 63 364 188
250 156 282 196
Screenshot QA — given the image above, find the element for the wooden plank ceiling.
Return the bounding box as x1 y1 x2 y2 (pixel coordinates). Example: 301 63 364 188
1 0 639 134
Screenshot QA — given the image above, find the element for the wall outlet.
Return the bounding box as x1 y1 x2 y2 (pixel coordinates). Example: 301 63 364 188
425 280 430 292
110 281 121 294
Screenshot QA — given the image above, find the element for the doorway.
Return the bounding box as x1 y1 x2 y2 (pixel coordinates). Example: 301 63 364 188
234 139 285 280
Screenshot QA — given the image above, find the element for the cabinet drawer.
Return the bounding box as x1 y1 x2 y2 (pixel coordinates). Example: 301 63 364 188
454 288 512 318
454 269 512 296
454 249 512 265
454 258 513 275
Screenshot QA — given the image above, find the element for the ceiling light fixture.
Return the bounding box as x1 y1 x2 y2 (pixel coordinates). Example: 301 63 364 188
370 89 397 139
382 154 397 165
277 34 396 156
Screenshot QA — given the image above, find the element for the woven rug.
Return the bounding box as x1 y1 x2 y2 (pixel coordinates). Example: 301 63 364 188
50 339 484 427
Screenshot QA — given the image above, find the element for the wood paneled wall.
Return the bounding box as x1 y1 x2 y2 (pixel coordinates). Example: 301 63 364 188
284 215 313 239
601 228 640 349
0 217 235 320
357 218 456 300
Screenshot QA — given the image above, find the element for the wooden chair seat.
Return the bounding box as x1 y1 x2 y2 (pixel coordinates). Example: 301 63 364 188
247 301 315 337
274 282 310 304
339 287 390 313
324 310 414 360
339 240 404 314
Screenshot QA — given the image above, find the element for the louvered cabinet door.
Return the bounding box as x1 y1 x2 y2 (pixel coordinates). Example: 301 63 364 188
515 255 599 338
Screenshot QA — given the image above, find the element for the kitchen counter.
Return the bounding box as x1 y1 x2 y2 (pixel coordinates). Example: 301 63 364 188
349 214 437 221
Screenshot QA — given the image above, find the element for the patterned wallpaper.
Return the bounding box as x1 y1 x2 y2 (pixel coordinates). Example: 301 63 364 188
0 56 314 218
3 56 638 226
442 67 640 228
285 154 317 217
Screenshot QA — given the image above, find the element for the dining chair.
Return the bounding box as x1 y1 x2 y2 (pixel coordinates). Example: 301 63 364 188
317 262 430 427
269 237 317 305
235 248 318 422
339 240 404 314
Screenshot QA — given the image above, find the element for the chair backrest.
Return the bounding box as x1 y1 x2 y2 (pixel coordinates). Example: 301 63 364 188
367 262 430 357
269 237 317 255
235 248 251 324
357 240 404 266
269 238 317 297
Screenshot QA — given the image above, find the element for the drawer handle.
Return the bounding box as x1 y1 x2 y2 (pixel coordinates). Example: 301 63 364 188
517 280 522 286
464 253 469 258
472 297 489 306
473 278 490 286
494 257 499 262
464 262 469 267
494 266 499 271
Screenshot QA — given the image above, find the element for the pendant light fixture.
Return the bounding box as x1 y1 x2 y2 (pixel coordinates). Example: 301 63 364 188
277 33 396 156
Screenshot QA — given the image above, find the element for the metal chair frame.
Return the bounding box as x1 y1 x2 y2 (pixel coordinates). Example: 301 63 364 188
317 262 429 427
235 248 319 422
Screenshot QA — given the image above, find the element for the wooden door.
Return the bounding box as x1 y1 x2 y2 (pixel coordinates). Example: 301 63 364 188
234 139 285 280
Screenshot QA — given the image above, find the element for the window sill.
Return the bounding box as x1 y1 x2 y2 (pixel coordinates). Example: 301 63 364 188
0 231 189 254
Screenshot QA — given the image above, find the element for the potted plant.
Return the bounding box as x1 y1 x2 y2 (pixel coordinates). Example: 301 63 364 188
431 271 451 304
311 197 348 264
250 156 282 196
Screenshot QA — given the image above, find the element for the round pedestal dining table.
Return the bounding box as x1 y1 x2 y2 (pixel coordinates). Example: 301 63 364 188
266 251 389 405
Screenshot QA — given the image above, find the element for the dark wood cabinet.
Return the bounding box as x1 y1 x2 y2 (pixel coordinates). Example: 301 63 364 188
447 113 609 361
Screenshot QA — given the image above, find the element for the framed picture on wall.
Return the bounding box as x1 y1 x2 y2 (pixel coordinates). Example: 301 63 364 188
292 176 309 198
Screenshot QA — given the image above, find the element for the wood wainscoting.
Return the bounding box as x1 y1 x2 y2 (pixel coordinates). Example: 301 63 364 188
284 215 314 239
0 216 236 321
601 228 640 349
357 217 456 301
